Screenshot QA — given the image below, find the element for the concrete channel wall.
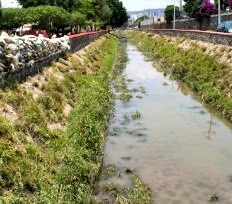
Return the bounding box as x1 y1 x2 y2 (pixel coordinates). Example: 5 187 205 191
143 29 232 46
0 31 107 88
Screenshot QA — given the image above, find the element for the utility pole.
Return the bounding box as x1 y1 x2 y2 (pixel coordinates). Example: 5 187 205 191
173 0 176 29
218 0 221 26
179 0 183 17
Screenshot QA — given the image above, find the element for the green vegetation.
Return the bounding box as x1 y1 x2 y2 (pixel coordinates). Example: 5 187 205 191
164 5 180 23
209 193 220 202
112 174 150 204
0 34 119 203
183 0 203 18
0 0 128 32
132 15 149 27
183 0 217 23
127 31 232 122
98 166 150 204
112 36 132 103
131 111 142 120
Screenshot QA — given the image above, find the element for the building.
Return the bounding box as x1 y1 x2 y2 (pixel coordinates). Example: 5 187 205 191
128 9 165 21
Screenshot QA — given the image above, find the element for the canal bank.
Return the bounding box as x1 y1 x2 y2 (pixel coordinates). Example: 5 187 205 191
0 35 120 203
126 31 232 123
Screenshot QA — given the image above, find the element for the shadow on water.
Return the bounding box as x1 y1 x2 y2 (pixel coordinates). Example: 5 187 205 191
97 44 232 204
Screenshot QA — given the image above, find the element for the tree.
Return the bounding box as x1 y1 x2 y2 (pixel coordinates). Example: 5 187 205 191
26 6 71 33
164 5 180 23
93 0 112 24
133 16 149 27
0 8 25 31
70 11 87 32
106 0 128 27
214 0 229 11
199 0 217 17
17 0 69 9
183 0 204 18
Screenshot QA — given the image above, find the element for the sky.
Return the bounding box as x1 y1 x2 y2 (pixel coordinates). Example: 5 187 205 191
1 0 21 8
120 0 182 11
1 0 215 11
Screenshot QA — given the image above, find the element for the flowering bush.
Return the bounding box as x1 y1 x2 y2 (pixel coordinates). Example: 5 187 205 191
229 0 232 7
199 0 217 17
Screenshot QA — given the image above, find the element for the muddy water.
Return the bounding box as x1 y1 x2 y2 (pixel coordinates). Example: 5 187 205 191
103 44 232 204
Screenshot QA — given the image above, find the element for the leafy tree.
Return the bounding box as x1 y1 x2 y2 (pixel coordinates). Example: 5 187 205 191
17 0 69 9
199 0 217 17
27 6 70 33
93 0 112 24
71 11 86 26
106 0 128 27
133 16 149 27
0 8 25 31
17 0 128 28
183 0 204 18
214 0 229 11
70 11 87 32
164 5 180 23
229 0 232 7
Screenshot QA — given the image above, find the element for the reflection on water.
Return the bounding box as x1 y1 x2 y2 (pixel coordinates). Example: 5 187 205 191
203 116 216 141
103 44 232 204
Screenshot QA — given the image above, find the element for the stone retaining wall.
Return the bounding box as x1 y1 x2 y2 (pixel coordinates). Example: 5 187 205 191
0 31 107 88
144 29 232 46
0 51 64 87
141 12 232 31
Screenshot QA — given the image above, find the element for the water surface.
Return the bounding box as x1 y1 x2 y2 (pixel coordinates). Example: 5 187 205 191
103 44 232 203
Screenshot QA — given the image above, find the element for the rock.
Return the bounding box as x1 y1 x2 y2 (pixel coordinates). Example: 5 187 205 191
0 33 70 74
0 39 7 47
0 63 6 69
6 44 18 55
1 31 9 38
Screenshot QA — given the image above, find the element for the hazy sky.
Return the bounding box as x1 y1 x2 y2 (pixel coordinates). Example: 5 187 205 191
121 0 181 11
1 0 21 8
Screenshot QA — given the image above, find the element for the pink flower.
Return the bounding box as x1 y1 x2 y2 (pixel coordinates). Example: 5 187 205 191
199 0 217 17
229 0 232 7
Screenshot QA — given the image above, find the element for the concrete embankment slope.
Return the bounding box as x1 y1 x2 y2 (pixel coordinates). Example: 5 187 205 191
0 34 118 203
127 30 232 122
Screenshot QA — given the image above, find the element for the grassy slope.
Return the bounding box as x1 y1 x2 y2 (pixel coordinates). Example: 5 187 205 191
127 31 232 122
0 35 118 203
